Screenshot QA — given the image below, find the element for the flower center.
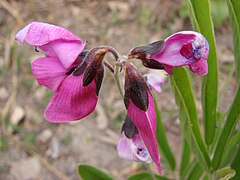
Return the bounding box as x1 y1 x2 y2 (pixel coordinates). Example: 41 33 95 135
180 42 194 60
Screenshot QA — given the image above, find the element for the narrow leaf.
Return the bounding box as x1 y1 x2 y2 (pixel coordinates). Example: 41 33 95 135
127 172 170 180
227 0 240 83
221 131 240 167
180 139 191 178
231 148 240 180
170 67 210 170
78 164 113 180
154 94 176 171
212 86 240 170
188 0 218 145
187 163 203 180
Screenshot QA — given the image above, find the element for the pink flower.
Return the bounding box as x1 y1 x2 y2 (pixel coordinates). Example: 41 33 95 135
129 31 209 76
16 22 118 122
122 62 162 174
117 116 152 163
144 74 165 93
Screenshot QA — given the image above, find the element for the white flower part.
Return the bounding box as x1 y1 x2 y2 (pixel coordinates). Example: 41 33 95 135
117 133 152 163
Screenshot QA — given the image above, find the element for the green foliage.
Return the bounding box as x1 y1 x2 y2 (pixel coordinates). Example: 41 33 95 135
170 67 210 171
188 0 218 146
211 0 229 27
128 172 170 180
179 139 191 178
212 86 240 170
213 166 236 180
227 0 240 83
78 164 113 180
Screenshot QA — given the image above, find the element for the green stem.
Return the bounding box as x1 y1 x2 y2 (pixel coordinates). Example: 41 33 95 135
113 64 124 99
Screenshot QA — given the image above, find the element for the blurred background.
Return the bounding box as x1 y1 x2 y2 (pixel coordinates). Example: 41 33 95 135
0 0 237 179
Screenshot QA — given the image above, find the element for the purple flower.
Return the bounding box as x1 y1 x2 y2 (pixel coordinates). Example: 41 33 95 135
16 22 118 122
123 62 162 174
144 74 165 93
129 31 209 76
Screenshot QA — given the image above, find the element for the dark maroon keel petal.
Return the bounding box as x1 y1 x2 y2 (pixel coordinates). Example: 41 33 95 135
124 62 149 111
83 66 97 87
129 40 165 59
142 59 165 70
127 94 162 174
95 65 104 96
122 115 138 139
44 75 98 122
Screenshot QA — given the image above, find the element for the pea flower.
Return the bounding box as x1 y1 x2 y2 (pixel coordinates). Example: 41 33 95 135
15 22 118 122
120 61 162 174
128 31 209 76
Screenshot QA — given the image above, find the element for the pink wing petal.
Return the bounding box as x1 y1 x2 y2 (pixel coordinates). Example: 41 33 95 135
151 31 209 76
128 93 162 174
44 75 98 122
40 41 85 69
31 57 67 91
16 22 85 69
117 133 152 163
152 32 196 66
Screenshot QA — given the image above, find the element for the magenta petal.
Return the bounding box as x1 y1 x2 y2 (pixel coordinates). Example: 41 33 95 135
189 60 208 76
40 41 85 69
128 93 162 174
144 74 165 93
31 57 67 91
16 22 85 69
44 75 98 122
117 133 152 163
16 22 81 45
151 31 209 75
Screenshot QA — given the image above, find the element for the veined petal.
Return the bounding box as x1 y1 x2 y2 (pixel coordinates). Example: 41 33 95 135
16 22 81 45
144 74 165 93
16 22 85 69
128 93 162 174
31 57 67 91
44 75 98 122
117 133 152 163
151 31 209 76
40 40 85 69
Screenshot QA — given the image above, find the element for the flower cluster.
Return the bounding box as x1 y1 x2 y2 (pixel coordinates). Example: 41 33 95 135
16 22 209 174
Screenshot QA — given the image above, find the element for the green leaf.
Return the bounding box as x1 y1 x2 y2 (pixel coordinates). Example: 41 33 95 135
188 0 218 145
213 166 236 180
180 139 191 178
78 164 113 180
231 148 240 180
211 0 229 27
231 148 240 172
227 0 240 83
153 94 176 171
187 163 203 180
212 86 240 170
127 172 170 180
170 67 210 170
221 131 240 167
